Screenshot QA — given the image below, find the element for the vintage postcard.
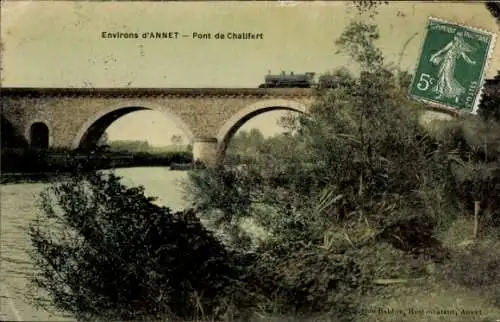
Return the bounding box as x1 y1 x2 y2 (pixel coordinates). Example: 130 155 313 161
1 1 500 321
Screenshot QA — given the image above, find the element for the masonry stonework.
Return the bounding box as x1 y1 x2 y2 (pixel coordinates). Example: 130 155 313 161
2 88 313 166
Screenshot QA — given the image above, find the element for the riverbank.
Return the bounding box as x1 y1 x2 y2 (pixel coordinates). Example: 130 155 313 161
1 164 194 184
1 148 193 178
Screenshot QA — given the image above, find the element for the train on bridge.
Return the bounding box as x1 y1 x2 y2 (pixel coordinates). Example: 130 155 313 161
258 71 316 88
258 71 343 89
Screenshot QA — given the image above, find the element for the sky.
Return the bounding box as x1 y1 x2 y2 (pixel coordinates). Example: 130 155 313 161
2 1 499 146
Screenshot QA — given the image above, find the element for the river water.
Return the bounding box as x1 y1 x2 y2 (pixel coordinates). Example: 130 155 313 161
0 167 190 321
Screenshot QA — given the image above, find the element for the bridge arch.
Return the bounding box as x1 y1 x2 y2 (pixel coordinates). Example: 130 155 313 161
27 121 51 149
71 102 195 150
215 99 307 163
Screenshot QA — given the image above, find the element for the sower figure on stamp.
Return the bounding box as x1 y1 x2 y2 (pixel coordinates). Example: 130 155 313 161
429 32 477 104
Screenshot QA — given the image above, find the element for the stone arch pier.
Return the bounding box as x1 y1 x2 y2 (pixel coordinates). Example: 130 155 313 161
2 88 313 166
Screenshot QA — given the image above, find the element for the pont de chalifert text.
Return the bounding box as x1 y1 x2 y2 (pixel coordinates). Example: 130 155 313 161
101 32 264 40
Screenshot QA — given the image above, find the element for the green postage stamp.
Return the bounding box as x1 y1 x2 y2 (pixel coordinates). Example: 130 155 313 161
410 17 496 114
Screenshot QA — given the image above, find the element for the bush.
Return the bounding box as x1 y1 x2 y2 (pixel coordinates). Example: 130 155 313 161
355 242 428 281
454 120 500 227
478 71 500 123
28 171 239 321
246 241 368 322
183 166 256 225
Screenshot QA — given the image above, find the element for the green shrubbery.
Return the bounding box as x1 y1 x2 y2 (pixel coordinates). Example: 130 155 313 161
28 171 243 321
251 243 366 320
438 237 500 308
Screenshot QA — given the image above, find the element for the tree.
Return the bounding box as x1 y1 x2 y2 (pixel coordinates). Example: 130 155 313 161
225 129 266 162
108 140 150 152
28 171 240 321
352 0 389 14
478 72 500 122
187 21 456 260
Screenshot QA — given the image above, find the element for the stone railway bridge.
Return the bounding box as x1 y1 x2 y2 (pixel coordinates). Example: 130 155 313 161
1 88 315 165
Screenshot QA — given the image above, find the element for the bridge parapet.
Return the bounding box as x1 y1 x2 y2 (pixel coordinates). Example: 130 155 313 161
1 87 313 99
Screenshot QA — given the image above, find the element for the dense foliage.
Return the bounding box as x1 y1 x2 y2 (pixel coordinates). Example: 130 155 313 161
28 171 241 321
189 20 457 254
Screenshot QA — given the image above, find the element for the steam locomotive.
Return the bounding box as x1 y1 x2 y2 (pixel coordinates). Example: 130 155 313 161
258 71 316 88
